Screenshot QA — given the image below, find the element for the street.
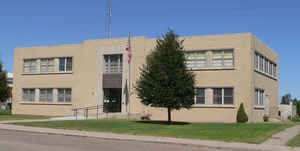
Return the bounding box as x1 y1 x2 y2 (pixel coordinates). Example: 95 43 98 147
0 129 238 151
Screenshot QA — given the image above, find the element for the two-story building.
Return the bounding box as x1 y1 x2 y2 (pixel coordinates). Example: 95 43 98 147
12 33 279 123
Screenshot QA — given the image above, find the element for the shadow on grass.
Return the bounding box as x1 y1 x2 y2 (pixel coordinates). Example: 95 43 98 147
135 120 190 125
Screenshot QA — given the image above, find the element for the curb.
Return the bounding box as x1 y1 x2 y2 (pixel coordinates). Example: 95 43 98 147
0 124 299 151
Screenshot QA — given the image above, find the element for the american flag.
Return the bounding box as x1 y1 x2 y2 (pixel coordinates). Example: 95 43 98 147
126 33 132 64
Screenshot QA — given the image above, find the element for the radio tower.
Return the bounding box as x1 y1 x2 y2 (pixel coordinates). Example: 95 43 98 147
105 0 112 39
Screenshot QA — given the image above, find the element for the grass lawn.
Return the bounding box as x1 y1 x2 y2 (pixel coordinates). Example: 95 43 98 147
0 109 11 115
0 110 52 121
13 120 293 144
287 133 300 147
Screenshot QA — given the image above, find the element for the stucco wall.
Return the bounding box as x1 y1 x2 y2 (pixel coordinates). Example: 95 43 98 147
12 33 279 123
251 35 279 122
13 44 82 115
130 33 254 123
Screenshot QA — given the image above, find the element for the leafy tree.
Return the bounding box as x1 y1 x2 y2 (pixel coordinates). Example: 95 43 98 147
293 98 298 103
281 93 292 105
237 103 248 123
294 101 300 117
135 29 195 124
0 61 9 103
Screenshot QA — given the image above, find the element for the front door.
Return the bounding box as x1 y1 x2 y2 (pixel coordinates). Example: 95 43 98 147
103 88 122 113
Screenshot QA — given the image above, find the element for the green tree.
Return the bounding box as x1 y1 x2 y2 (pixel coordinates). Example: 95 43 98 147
135 29 195 124
281 93 292 105
294 101 300 117
293 98 298 103
237 103 248 123
0 61 9 103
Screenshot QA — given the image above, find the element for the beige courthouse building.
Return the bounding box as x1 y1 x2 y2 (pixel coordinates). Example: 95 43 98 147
12 33 279 123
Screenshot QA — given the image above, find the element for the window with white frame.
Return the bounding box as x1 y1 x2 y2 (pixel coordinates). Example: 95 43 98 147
22 88 35 102
269 63 273 75
259 56 264 71
273 64 277 77
23 59 37 73
213 88 234 105
254 52 277 79
104 55 123 73
264 60 269 73
213 88 222 104
224 88 234 104
255 89 264 106
40 58 55 72
59 57 72 72
57 88 72 102
195 88 205 104
39 88 53 102
185 51 207 69
212 50 234 67
255 53 259 69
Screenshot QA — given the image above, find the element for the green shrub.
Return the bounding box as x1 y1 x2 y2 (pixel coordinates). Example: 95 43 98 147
237 103 248 123
263 115 269 122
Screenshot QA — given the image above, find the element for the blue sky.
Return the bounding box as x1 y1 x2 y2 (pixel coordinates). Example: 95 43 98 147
0 0 299 99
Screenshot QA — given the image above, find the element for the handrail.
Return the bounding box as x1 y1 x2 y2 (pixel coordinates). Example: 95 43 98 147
72 105 104 111
72 105 104 120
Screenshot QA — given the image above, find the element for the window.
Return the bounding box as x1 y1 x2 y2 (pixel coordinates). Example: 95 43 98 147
255 90 259 105
212 50 234 67
58 88 72 102
40 58 55 72
273 64 277 77
264 60 269 73
185 51 207 69
23 59 37 73
213 88 223 104
254 52 277 79
269 63 273 75
224 50 234 66
255 89 264 106
224 88 234 104
212 51 222 67
22 88 35 102
255 53 259 69
213 88 234 105
195 88 205 104
259 56 264 71
59 57 72 72
104 55 123 73
39 88 53 102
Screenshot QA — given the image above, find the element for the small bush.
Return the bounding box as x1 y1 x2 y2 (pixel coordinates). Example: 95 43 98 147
237 103 248 123
288 115 292 120
263 115 269 122
141 113 151 120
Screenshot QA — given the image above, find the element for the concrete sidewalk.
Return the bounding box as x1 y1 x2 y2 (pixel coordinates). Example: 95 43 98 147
0 119 59 124
263 125 300 146
0 123 299 151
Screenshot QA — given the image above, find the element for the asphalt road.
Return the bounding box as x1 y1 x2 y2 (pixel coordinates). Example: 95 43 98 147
0 129 240 151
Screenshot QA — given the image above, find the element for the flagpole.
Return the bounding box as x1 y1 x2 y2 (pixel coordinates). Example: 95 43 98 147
128 32 131 120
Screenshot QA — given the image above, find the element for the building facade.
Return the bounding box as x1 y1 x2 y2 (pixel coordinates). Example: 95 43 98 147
12 33 279 123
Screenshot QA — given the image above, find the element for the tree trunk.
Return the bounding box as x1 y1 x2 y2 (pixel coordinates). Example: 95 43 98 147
168 107 172 125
